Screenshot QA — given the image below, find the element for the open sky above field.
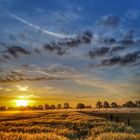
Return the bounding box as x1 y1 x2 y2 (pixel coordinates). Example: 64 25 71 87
0 0 140 107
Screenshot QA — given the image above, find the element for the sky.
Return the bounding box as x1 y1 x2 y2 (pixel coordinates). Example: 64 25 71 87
0 0 140 107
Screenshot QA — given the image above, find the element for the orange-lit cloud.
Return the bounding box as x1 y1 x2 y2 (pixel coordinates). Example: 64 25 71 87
15 85 29 91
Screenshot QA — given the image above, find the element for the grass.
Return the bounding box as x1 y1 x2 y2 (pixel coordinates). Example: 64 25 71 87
0 132 68 140
0 110 140 140
92 132 140 140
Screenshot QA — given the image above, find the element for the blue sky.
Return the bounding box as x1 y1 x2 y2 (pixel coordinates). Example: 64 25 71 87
0 0 140 106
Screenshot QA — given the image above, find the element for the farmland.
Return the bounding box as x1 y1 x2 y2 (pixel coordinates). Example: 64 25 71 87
0 109 140 140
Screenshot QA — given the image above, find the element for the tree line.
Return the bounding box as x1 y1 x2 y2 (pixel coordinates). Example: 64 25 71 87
0 100 140 111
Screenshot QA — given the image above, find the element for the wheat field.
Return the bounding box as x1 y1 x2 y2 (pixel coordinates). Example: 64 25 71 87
0 110 140 140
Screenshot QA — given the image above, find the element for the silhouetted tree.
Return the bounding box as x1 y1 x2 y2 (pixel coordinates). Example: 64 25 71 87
50 105 55 109
44 104 50 110
57 104 62 109
85 105 92 109
103 101 110 109
123 101 136 107
135 101 140 107
96 101 102 109
76 103 85 109
111 102 118 108
0 106 6 111
64 103 69 109
27 105 32 110
7 107 15 110
38 105 44 110
32 106 38 110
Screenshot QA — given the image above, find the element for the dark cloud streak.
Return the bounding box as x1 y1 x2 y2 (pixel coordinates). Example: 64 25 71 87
43 31 93 55
0 70 67 83
0 44 31 62
101 51 140 66
88 47 109 58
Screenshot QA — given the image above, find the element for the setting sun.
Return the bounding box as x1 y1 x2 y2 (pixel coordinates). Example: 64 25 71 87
16 99 28 107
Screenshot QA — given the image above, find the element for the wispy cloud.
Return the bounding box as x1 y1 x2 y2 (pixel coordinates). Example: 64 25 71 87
97 15 120 28
15 85 29 91
9 14 73 39
0 86 12 92
0 64 82 83
125 9 140 20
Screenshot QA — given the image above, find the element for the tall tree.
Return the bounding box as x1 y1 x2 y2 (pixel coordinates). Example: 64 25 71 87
50 105 55 109
57 104 62 109
76 103 85 109
44 104 50 110
111 102 118 108
96 101 102 109
38 105 44 110
64 103 70 109
123 101 136 107
103 101 110 109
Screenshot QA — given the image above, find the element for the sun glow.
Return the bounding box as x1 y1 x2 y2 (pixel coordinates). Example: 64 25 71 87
16 99 28 107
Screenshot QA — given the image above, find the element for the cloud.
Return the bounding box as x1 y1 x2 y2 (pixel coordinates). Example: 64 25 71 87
99 38 116 45
6 46 31 57
87 31 140 61
118 39 134 46
0 86 12 92
88 47 110 58
110 46 125 52
101 51 140 66
43 31 93 55
0 64 82 83
75 75 140 101
9 14 74 39
97 15 120 27
43 44 68 56
34 48 42 54
0 56 5 62
0 16 139 71
44 64 82 79
1 29 139 70
97 35 136 47
0 74 66 83
15 85 29 91
0 44 31 62
0 30 93 60
125 9 140 20
2 54 11 60
135 39 140 46
123 30 134 40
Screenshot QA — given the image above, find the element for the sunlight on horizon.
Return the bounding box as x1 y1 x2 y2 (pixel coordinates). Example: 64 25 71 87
16 99 28 107
15 95 32 107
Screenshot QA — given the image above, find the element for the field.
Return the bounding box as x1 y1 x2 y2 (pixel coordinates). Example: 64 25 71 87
0 109 140 140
